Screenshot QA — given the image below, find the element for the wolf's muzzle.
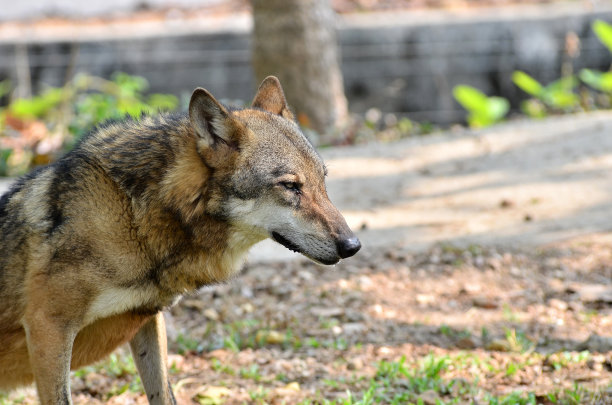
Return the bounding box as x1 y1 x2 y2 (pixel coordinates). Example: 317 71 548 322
337 236 361 259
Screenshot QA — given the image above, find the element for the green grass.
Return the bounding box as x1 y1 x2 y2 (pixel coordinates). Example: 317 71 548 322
210 358 236 375
239 364 263 382
247 386 269 403
297 352 609 405
547 351 591 371
3 347 607 404
71 351 143 398
439 324 472 340
72 351 138 379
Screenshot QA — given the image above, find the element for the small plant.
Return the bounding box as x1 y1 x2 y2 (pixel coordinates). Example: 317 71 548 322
247 386 269 402
210 358 235 375
72 351 138 379
453 19 612 126
239 364 263 382
579 20 612 106
547 350 591 371
505 361 520 377
71 351 143 399
505 328 535 353
512 71 579 117
306 337 321 348
0 72 178 176
484 391 538 405
219 319 260 351
439 324 453 336
375 356 411 381
452 85 509 128
579 68 612 93
419 354 449 381
438 324 472 340
560 382 590 405
222 334 241 352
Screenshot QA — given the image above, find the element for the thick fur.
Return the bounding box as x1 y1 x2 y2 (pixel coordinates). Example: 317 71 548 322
0 77 360 404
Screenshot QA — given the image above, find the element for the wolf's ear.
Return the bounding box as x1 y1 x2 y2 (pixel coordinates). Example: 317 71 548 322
251 76 295 121
189 88 232 147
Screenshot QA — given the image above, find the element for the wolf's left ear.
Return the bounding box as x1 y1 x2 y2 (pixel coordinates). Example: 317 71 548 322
251 76 295 121
189 88 232 147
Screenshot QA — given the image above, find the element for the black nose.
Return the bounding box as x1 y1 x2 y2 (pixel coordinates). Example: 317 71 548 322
337 236 361 259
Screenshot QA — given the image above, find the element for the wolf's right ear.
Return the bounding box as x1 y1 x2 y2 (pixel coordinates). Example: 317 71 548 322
251 76 295 121
189 88 231 147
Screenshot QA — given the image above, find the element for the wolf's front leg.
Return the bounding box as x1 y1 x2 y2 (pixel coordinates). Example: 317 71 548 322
130 312 177 405
23 307 77 405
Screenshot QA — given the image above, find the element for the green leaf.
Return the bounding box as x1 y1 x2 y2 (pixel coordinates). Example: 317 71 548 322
454 85 509 128
593 19 612 54
539 76 578 109
544 90 578 109
547 75 578 92
486 96 510 121
512 71 543 97
579 68 612 92
453 85 489 113
520 99 547 119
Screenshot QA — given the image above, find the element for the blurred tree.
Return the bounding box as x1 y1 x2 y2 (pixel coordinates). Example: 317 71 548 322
252 0 348 139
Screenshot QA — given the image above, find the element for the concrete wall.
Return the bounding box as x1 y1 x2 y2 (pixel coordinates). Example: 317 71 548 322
0 0 223 21
1 5 612 125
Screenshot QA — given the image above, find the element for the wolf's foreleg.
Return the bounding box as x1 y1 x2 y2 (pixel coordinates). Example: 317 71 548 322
129 312 177 405
23 307 77 405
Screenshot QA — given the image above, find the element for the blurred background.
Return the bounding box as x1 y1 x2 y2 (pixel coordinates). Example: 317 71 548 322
1 0 612 175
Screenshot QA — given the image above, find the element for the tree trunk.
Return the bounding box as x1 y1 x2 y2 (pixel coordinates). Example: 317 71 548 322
252 0 348 138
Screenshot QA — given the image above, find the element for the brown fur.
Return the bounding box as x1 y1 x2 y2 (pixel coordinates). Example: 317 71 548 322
0 76 360 404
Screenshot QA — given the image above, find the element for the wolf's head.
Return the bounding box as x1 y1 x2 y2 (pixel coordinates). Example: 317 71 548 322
188 76 360 265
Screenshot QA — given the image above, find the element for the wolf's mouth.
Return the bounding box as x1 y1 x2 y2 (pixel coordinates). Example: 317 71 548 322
271 232 302 254
271 232 340 265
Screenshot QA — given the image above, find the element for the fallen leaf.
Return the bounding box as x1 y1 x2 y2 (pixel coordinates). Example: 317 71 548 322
256 330 286 345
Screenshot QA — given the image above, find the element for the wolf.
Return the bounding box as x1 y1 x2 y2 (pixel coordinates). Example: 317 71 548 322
0 76 361 404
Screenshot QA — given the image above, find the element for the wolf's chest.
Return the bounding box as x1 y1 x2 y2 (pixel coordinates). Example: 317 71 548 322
83 286 164 325
84 233 257 325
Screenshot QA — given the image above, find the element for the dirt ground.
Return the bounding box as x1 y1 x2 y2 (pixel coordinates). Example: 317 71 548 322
1 112 612 404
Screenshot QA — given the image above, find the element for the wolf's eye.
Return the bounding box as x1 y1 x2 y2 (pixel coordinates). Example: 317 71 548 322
280 181 301 194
